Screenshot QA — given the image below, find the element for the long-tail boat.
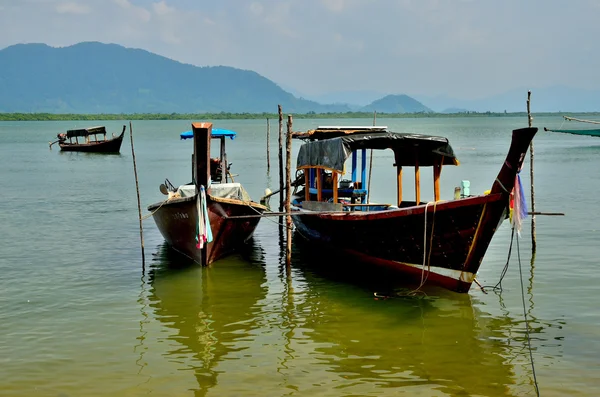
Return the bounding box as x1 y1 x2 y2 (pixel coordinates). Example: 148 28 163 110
544 115 600 137
290 125 537 293
49 125 126 153
147 122 267 265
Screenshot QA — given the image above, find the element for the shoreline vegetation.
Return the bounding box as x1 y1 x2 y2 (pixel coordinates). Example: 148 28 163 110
1 111 599 122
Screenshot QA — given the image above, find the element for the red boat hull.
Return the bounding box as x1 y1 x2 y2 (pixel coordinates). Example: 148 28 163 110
148 195 264 265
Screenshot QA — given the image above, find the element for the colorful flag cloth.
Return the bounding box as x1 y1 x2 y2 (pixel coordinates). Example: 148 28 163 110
195 186 213 248
511 174 528 236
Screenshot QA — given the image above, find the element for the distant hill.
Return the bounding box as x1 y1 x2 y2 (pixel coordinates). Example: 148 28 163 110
360 94 432 113
415 86 600 113
0 42 351 114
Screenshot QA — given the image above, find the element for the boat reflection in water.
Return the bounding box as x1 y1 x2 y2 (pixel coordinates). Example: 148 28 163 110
145 234 562 396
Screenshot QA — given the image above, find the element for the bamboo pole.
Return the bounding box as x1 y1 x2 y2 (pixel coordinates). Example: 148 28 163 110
266 118 271 173
564 116 600 124
285 115 293 265
129 121 145 271
278 105 284 211
528 91 537 253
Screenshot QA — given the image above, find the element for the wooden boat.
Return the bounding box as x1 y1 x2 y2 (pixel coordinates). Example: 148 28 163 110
290 125 537 293
544 116 600 137
50 125 126 153
147 122 267 265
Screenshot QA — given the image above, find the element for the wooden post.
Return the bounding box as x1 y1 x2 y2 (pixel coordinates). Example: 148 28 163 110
332 172 339 203
304 170 310 202
285 115 293 265
528 91 537 253
129 122 145 271
415 161 421 205
316 169 323 202
220 136 227 183
278 105 284 211
397 166 403 207
266 118 271 173
433 157 443 201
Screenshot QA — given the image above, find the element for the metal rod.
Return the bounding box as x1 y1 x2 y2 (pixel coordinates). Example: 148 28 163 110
129 121 145 271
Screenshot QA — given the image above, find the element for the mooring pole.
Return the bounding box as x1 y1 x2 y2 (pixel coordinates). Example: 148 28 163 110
278 105 284 211
285 115 293 266
527 91 537 253
129 121 145 271
266 117 271 173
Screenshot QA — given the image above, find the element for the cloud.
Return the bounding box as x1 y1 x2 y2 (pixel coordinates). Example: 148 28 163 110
55 2 91 14
1 0 599 99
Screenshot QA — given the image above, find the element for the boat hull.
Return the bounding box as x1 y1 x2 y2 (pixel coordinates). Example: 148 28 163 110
292 193 508 293
148 195 264 265
59 132 124 153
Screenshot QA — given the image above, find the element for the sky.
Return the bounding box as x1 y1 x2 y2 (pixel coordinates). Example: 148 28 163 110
1 0 599 102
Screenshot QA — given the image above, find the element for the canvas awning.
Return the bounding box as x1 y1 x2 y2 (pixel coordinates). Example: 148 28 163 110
65 126 106 138
296 132 459 172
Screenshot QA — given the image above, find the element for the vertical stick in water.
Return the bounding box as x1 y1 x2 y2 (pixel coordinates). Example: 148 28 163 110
278 105 284 212
285 115 293 265
527 90 537 253
266 118 271 173
129 121 145 270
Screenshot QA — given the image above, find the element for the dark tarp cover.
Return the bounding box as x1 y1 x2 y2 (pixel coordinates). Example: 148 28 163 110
65 126 106 138
296 132 459 172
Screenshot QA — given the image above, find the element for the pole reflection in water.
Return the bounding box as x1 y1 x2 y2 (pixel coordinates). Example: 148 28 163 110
141 228 565 396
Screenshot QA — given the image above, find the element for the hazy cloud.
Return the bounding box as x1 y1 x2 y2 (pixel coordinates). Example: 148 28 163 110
0 0 598 99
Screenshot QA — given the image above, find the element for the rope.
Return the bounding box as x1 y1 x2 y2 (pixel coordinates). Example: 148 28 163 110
481 226 515 292
395 201 438 297
516 233 541 397
141 199 169 220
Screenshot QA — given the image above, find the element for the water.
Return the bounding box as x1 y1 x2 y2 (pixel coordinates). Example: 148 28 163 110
1 116 598 396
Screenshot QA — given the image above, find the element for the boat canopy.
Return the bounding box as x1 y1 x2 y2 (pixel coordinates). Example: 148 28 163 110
180 128 237 140
65 126 106 138
296 132 459 172
543 127 600 137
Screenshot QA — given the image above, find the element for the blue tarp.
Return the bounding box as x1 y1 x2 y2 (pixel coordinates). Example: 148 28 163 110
180 128 237 140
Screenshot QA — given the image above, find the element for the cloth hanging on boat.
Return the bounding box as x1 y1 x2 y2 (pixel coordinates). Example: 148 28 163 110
196 185 213 249
511 173 528 236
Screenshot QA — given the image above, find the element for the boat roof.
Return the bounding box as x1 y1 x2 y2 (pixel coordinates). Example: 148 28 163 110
293 126 388 140
180 128 237 140
65 126 106 138
296 131 459 172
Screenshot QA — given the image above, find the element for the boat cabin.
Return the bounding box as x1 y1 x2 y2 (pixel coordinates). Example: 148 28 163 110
58 126 109 144
293 126 459 211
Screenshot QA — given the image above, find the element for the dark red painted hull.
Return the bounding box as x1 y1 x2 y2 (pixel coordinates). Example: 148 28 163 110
292 193 507 292
148 195 264 265
59 132 124 153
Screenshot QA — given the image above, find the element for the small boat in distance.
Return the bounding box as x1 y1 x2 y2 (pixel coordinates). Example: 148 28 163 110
49 125 126 153
290 125 537 293
544 116 600 137
147 122 267 265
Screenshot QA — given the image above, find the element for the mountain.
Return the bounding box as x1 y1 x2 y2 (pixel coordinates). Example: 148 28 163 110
415 86 600 113
360 94 432 113
0 42 351 114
